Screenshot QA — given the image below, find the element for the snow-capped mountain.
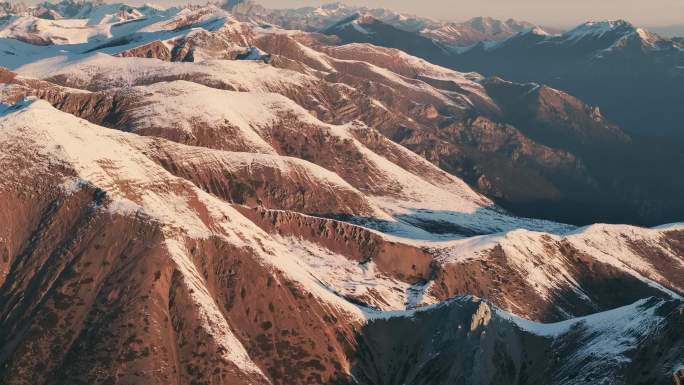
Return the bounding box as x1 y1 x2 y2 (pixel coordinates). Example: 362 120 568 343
320 13 453 65
449 19 684 141
420 16 541 47
226 1 548 47
1 0 165 22
0 4 681 223
0 91 682 383
227 1 429 32
0 3 683 385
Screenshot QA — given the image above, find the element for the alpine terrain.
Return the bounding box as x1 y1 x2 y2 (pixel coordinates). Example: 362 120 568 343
0 1 682 385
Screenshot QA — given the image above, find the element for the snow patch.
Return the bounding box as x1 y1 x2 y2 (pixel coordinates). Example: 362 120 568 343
434 223 684 301
499 297 667 371
276 235 438 311
0 15 113 44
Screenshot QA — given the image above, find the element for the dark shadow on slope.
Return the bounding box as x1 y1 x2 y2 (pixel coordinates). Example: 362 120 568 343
537 273 678 323
325 296 684 385
322 206 572 242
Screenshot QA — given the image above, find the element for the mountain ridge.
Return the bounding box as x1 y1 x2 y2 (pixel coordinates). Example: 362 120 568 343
449 16 684 140
3 4 684 227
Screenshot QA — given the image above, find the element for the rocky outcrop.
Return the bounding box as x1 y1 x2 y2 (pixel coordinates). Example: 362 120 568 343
118 40 172 60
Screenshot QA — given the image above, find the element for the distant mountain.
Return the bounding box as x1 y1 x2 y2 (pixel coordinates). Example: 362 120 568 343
0 0 167 26
321 13 453 63
226 1 546 47
420 16 541 47
316 15 684 141
449 20 684 140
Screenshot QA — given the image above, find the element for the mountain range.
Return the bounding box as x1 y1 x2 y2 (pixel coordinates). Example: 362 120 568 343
225 1 557 47
0 1 683 385
5 2 684 226
449 20 684 141
311 13 684 141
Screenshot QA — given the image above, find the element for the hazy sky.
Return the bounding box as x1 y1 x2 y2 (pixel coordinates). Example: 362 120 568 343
254 0 684 27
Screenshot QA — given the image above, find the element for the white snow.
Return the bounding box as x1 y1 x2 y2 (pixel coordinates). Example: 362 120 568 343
500 296 658 334
84 4 149 25
351 20 373 35
0 15 113 44
121 81 280 153
254 32 336 72
564 20 633 41
15 53 315 93
239 46 266 60
275 235 438 311
434 223 684 302
0 5 251 70
138 6 229 34
499 297 668 372
675 362 684 376
152 139 391 220
0 99 371 325
59 176 88 196
529 26 549 36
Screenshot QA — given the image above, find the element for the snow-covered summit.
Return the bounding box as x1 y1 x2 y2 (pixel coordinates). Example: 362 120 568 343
564 19 636 40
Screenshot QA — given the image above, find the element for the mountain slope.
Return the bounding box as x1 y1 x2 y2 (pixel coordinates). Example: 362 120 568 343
349 296 684 385
3 6 684 226
0 97 682 385
253 24 684 225
450 20 684 141
321 13 453 66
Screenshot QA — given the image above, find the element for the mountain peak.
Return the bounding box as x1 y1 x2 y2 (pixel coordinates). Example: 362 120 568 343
461 16 536 37
565 19 636 40
320 2 348 10
527 26 550 36
355 13 378 25
327 12 380 32
560 20 670 50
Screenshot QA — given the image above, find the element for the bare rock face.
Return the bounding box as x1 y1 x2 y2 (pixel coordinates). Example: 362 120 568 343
674 367 684 385
469 301 492 332
118 41 172 60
